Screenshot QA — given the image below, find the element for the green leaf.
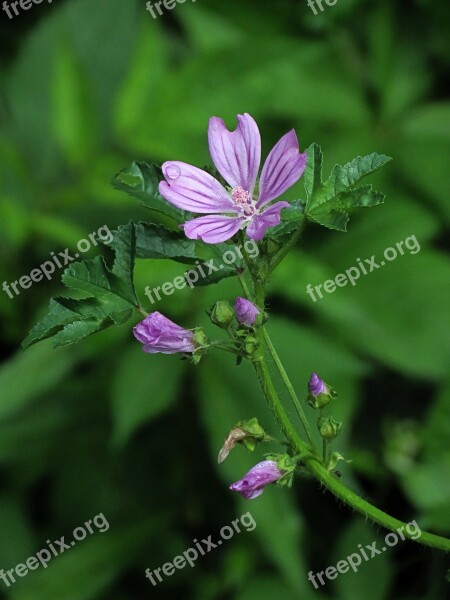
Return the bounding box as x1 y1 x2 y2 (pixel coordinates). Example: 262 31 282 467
62 256 135 318
268 200 306 239
187 243 242 287
303 142 323 201
308 186 385 232
111 346 186 446
108 221 197 264
23 224 138 349
305 150 392 231
112 162 187 225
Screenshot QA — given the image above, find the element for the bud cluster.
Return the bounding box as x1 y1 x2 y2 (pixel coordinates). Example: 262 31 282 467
308 373 343 469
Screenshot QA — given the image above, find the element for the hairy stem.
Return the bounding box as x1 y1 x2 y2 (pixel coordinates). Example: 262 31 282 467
252 331 450 552
262 329 319 455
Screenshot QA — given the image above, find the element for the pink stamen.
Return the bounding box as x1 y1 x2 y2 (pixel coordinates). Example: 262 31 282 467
232 186 256 216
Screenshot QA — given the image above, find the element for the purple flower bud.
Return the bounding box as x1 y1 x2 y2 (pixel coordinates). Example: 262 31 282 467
308 372 327 397
234 297 260 326
229 460 283 499
133 312 195 354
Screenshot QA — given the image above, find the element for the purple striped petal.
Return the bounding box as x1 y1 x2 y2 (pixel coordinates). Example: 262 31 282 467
208 113 261 192
183 214 245 244
257 130 307 207
229 460 283 499
246 201 290 241
133 312 195 354
159 161 237 214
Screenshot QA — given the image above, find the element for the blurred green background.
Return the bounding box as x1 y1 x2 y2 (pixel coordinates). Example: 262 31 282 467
1 0 450 598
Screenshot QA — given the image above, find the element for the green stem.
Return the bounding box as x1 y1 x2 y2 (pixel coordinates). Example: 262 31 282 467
238 271 318 455
262 329 319 455
136 306 149 318
269 218 306 273
252 342 450 552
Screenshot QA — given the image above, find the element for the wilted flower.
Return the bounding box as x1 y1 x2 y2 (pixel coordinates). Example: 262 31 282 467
159 113 307 243
218 418 268 463
234 297 260 326
218 427 248 464
133 312 195 354
229 460 284 499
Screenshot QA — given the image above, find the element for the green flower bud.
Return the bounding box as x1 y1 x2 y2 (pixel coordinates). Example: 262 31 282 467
191 328 209 365
317 416 342 440
209 301 235 328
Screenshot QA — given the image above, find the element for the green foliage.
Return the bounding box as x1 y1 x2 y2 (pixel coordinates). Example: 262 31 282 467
2 0 450 598
112 161 187 225
305 144 391 231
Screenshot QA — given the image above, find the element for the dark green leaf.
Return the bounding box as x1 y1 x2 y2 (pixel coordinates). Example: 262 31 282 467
303 142 323 201
23 224 138 348
268 200 305 239
305 151 391 231
309 186 385 232
112 161 187 224
108 221 197 264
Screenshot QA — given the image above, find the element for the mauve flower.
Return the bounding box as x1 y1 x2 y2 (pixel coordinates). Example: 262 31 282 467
133 312 195 354
308 372 327 397
158 113 307 243
229 460 284 499
235 297 260 326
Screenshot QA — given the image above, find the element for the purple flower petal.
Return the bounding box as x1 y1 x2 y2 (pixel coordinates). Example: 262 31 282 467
235 297 260 325
183 214 245 244
308 373 327 397
246 201 290 241
229 460 283 500
208 113 261 192
257 130 307 207
133 312 195 354
159 162 237 214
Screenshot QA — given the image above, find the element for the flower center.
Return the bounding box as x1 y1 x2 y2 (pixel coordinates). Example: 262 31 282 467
231 186 256 217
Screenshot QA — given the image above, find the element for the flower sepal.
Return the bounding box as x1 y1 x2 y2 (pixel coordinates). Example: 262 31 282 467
191 328 210 365
308 372 337 409
208 301 235 328
264 453 298 488
317 416 343 440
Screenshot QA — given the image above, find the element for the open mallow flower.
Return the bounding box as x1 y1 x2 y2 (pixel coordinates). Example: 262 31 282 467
235 297 260 326
159 113 307 243
133 312 195 354
229 460 284 499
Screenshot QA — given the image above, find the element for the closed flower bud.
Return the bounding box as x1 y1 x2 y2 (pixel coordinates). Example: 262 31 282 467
209 301 235 328
134 312 196 354
308 372 336 409
229 460 284 499
234 297 260 326
318 416 342 440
